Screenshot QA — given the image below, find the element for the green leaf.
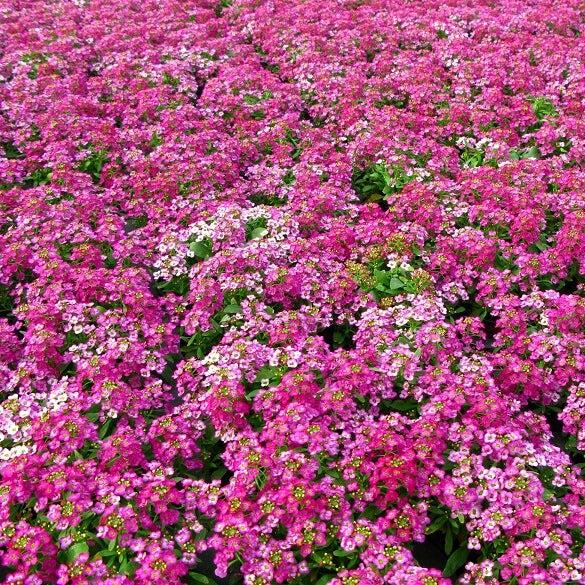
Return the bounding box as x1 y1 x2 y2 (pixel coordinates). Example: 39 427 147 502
119 558 135 576
125 215 148 231
1 140 24 160
189 572 218 584
78 149 108 183
529 96 558 121
249 227 268 240
388 276 405 291
158 274 190 296
524 145 540 159
162 72 180 88
245 218 268 241
283 169 295 185
189 239 212 260
84 404 100 423
243 94 261 105
254 466 268 490
315 576 335 585
535 240 549 252
425 515 447 534
211 466 228 480
63 542 89 564
250 109 265 120
23 167 52 188
98 418 116 439
333 549 355 557
245 387 260 400
148 132 163 149
443 546 469 577
363 503 383 520
444 526 454 555
386 399 419 412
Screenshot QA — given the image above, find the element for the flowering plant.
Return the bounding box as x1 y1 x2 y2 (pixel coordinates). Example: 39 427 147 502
0 0 584 583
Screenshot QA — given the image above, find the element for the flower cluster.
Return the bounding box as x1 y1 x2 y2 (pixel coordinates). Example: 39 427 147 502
1 0 584 583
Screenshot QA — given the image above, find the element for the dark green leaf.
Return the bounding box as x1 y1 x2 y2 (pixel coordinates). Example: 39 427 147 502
63 542 89 564
98 418 116 440
189 572 218 584
443 546 469 577
333 549 355 558
425 515 447 534
444 526 454 555
189 239 213 260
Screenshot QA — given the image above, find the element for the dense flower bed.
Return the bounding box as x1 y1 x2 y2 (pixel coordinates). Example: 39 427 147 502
1 0 585 583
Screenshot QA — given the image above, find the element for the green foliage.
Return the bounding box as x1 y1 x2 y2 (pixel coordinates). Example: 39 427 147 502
23 167 52 188
180 325 223 360
250 109 265 120
250 192 288 206
529 96 558 121
214 0 232 16
62 329 89 351
156 274 190 296
443 546 469 577
0 283 13 318
242 91 272 105
245 217 268 241
56 242 74 262
180 291 250 359
379 398 420 416
125 214 148 232
1 140 24 160
148 132 163 150
282 168 295 185
99 242 117 268
374 94 410 109
370 267 432 297
78 149 108 184
162 72 180 89
537 260 582 293
460 147 485 168
193 423 230 482
244 364 288 401
189 573 219 585
425 501 469 559
246 410 265 432
320 321 355 350
243 94 261 105
283 128 302 161
552 137 572 156
446 298 491 321
47 192 75 205
179 180 195 196
188 237 213 264
98 417 118 440
61 541 89 563
22 51 48 79
509 145 540 161
352 162 415 204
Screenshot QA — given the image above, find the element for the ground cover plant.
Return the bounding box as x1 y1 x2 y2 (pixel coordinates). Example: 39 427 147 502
1 0 585 583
